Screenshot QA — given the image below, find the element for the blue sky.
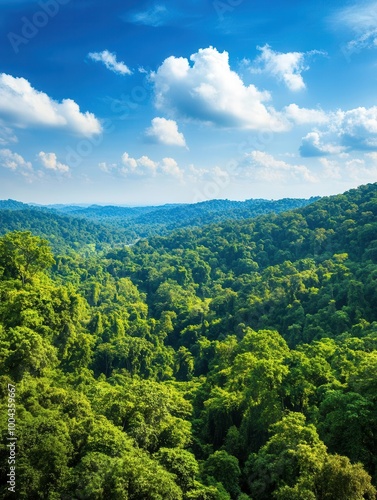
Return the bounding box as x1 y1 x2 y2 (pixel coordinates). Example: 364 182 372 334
1 0 377 204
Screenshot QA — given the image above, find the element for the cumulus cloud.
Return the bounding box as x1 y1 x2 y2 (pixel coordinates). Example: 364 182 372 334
244 150 317 183
121 152 158 176
297 105 377 157
145 117 187 147
336 106 377 150
300 131 345 157
151 46 288 131
121 152 138 172
0 148 32 170
102 152 185 179
0 74 102 137
250 45 325 91
88 50 132 75
161 157 184 178
284 104 329 125
38 152 70 173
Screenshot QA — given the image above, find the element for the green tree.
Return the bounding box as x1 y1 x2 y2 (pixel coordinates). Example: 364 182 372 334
203 450 241 499
0 231 55 284
154 447 199 491
315 454 376 500
245 412 326 499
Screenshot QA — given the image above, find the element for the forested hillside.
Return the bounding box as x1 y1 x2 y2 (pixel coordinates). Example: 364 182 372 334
1 184 377 499
0 196 317 251
52 197 318 236
0 207 131 253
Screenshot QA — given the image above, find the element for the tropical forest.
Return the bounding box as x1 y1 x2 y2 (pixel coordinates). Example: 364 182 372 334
1 183 377 499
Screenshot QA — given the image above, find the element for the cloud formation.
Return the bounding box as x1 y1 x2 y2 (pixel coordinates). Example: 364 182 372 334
300 105 377 157
88 50 132 75
160 157 183 178
244 150 317 183
145 117 187 147
128 4 169 27
151 46 288 131
0 148 32 170
320 155 377 184
332 1 377 55
38 152 70 173
100 152 184 179
300 132 344 157
336 106 377 150
121 152 158 176
0 74 102 137
284 104 329 125
250 45 325 91
0 123 17 145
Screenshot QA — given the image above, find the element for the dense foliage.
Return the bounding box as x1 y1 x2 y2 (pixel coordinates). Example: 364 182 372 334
52 196 319 238
1 184 377 498
0 207 130 254
0 196 317 250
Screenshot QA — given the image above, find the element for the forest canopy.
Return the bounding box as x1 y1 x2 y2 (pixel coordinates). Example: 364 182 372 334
1 183 377 498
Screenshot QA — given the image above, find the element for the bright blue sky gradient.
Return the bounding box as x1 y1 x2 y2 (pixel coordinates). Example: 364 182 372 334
1 0 377 204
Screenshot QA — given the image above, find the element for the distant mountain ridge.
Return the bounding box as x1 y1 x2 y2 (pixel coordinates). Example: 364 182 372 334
47 196 320 231
0 196 320 252
0 199 34 210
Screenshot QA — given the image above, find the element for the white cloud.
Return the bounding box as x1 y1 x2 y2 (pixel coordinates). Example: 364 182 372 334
297 105 377 156
347 157 377 182
336 106 377 149
320 153 377 184
151 46 288 131
0 74 102 137
145 117 187 147
320 158 342 179
88 50 132 75
99 162 118 173
188 164 230 184
0 148 32 170
244 150 317 183
336 1 377 32
38 151 70 173
101 152 184 179
0 123 17 145
138 155 159 174
121 152 158 176
345 158 376 182
250 45 325 92
251 45 306 91
284 104 329 125
121 152 138 172
161 157 184 178
128 4 169 27
332 2 377 55
300 131 345 157
365 152 377 161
